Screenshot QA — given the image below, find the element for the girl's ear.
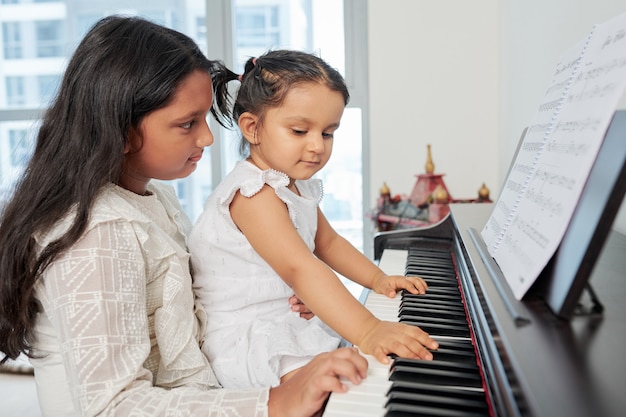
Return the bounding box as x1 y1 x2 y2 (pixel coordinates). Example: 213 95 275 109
238 112 259 145
125 127 140 154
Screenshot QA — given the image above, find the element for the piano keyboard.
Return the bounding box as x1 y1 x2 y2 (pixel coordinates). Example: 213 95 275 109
323 248 490 417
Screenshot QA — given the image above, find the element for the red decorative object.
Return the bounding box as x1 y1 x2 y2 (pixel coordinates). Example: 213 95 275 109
369 144 492 232
409 173 453 207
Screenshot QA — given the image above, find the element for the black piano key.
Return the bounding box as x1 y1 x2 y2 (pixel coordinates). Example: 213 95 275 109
400 310 466 322
407 248 450 256
432 338 476 352
400 298 465 311
407 287 461 296
436 336 472 345
407 251 451 260
406 254 451 262
400 318 470 337
387 380 487 403
410 276 458 286
398 305 467 320
386 383 489 417
402 292 461 302
406 267 455 276
391 357 480 374
386 402 489 417
430 347 477 363
389 364 483 388
406 264 453 272
400 305 466 318
399 311 466 325
407 254 453 263
400 316 469 334
407 250 450 258
402 302 463 312
406 257 453 266
403 288 460 296
386 392 490 416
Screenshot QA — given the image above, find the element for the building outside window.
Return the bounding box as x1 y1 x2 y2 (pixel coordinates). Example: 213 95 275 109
37 74 60 104
5 76 25 106
0 0 367 253
35 20 64 57
2 21 22 59
8 128 30 166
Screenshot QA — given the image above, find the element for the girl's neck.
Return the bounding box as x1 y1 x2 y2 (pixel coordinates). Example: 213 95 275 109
116 177 151 196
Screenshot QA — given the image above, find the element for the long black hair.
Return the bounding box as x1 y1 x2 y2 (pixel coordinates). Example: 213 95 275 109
0 15 236 362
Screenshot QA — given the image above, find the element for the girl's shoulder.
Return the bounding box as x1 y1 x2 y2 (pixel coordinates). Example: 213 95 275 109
97 181 182 222
225 160 322 200
37 182 188 247
227 160 290 197
210 160 289 206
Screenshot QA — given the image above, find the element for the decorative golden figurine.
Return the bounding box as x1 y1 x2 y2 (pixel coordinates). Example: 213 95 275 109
425 144 435 174
380 182 391 196
478 182 490 201
433 184 448 203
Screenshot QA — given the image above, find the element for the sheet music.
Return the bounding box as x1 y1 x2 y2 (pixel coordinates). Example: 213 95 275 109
482 11 626 299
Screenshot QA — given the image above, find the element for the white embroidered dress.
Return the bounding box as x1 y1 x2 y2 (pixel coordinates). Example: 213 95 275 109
30 182 269 417
189 160 341 389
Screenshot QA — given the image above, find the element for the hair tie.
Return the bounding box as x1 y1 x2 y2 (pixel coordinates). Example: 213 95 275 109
237 74 243 82
252 57 257 66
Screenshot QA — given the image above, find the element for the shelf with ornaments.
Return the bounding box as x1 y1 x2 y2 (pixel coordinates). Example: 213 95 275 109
369 144 492 232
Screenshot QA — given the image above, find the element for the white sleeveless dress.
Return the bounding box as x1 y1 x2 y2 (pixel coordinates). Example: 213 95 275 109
189 160 341 388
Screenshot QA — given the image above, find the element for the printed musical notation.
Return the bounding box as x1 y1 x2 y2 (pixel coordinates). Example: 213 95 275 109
482 11 626 300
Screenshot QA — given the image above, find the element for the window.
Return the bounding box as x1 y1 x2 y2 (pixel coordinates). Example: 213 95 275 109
2 22 22 59
35 20 64 58
9 128 30 166
219 0 366 251
0 123 37 203
5 76 25 107
37 74 60 105
236 6 280 50
0 0 369 253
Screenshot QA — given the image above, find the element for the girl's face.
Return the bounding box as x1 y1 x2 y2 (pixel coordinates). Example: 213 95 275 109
120 70 214 195
244 82 345 185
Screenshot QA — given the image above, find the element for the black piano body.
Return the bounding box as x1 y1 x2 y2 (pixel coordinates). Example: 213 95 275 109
370 203 626 417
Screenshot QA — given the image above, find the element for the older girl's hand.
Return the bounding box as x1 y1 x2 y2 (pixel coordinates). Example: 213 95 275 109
289 295 315 319
268 347 368 417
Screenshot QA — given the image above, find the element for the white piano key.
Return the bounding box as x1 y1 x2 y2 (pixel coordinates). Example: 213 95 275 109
323 250 408 417
323 351 390 417
378 249 408 276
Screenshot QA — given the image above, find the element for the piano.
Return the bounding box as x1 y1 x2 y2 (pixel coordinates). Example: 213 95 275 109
323 112 626 417
323 204 626 417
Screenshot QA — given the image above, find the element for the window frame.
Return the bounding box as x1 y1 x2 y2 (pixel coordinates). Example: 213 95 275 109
204 0 371 255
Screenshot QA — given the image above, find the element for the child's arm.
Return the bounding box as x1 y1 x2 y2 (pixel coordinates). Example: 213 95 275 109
313 209 427 298
230 186 438 363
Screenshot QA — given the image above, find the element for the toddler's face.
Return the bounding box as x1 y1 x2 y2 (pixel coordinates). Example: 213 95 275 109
248 82 345 182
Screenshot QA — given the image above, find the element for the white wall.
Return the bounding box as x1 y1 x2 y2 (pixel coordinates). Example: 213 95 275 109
367 0 500 206
368 0 626 234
